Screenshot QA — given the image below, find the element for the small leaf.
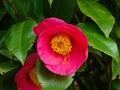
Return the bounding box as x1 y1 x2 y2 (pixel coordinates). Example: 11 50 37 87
50 0 76 23
77 0 115 37
5 20 36 64
0 61 18 75
36 59 74 90
0 50 13 60
77 23 119 61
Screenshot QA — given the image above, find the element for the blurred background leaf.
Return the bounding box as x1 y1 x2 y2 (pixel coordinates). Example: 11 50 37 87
3 0 44 22
49 0 76 23
0 0 120 90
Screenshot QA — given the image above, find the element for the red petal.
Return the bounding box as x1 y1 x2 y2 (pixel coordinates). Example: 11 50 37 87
33 17 66 36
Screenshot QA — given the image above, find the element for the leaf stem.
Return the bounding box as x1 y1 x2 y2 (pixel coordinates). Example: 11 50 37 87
6 0 23 21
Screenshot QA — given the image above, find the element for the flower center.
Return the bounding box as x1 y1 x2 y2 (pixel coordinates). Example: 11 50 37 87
50 33 72 55
28 68 40 86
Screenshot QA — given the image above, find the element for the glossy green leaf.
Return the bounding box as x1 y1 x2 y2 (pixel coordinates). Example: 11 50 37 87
77 23 119 61
77 0 115 37
5 20 36 64
3 0 44 22
36 59 74 90
50 0 76 23
0 61 18 75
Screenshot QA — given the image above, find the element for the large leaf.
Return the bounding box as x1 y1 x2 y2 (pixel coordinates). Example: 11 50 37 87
77 0 115 37
36 59 74 90
3 0 44 22
77 23 119 61
5 20 36 64
50 0 76 23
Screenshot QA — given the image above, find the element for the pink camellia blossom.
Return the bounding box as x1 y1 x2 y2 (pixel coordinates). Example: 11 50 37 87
33 17 88 76
14 53 42 90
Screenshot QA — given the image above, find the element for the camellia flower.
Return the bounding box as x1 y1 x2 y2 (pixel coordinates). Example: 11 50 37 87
14 53 42 90
33 18 88 76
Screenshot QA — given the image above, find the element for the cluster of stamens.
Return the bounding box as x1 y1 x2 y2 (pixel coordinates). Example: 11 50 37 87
50 33 72 55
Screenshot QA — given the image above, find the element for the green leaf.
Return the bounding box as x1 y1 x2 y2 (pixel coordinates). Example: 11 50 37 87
5 20 36 64
112 58 120 79
77 0 115 37
88 47 103 57
36 59 74 90
3 0 44 22
77 23 119 61
20 0 44 22
115 22 120 38
0 61 18 75
50 0 76 23
0 50 13 60
41 0 51 18
2 0 20 21
112 79 120 90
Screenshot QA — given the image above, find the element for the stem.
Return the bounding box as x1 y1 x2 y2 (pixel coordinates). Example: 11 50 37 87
93 54 105 70
82 16 87 22
6 0 23 21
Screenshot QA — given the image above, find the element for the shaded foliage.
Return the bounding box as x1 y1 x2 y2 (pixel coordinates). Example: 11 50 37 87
0 0 120 90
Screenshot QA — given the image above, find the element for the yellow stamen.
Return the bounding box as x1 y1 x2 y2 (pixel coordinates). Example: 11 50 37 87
50 33 72 55
28 68 40 86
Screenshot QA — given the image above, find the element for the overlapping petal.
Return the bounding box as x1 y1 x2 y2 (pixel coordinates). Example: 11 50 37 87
45 44 88 75
34 17 88 75
33 17 66 36
14 53 42 90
